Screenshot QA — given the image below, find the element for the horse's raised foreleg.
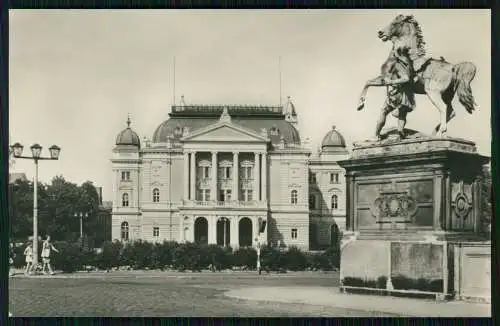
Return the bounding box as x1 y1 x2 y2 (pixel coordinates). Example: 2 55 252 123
357 76 386 111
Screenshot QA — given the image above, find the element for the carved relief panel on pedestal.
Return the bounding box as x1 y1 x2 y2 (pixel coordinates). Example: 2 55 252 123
451 180 475 231
355 179 434 230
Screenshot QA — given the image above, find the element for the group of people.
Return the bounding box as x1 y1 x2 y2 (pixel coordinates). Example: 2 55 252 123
9 236 59 276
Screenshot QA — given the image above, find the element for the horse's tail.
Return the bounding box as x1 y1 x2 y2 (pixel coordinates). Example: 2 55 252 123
452 62 478 114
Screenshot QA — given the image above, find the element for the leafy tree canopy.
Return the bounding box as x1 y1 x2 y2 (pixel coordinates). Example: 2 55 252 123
10 175 101 242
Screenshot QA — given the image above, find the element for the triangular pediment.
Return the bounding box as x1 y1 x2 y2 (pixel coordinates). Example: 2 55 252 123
181 121 269 143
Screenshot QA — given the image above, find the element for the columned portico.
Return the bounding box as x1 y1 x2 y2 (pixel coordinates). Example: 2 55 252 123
230 217 239 248
261 152 267 200
254 152 260 200
208 215 217 244
233 152 239 200
189 152 196 200
184 152 189 200
211 151 218 200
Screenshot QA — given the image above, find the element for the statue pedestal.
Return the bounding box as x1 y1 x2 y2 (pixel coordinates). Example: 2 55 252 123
338 137 490 300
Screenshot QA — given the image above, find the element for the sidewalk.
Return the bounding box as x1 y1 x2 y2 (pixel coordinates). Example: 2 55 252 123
9 269 338 279
224 286 491 317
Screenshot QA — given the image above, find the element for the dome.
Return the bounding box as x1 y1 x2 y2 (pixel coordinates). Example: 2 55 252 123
116 117 140 147
321 125 346 151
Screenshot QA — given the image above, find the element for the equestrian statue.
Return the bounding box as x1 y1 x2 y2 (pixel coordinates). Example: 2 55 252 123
356 14 478 140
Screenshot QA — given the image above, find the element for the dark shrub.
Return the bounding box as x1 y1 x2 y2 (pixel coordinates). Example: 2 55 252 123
232 247 257 269
377 276 388 289
52 241 86 273
306 252 328 271
322 246 341 269
172 242 203 272
343 277 378 289
150 241 178 270
282 246 308 271
260 245 284 271
200 245 233 270
120 240 154 269
391 275 444 293
12 244 27 269
95 240 122 270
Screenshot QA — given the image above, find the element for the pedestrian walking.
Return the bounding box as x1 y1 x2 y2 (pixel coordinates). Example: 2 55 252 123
41 236 59 275
23 242 34 275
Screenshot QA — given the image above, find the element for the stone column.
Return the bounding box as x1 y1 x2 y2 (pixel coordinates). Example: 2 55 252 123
230 216 239 248
444 171 452 231
433 171 444 231
208 215 217 244
211 151 218 202
472 174 482 233
345 172 356 231
180 216 185 242
183 152 190 201
233 152 239 201
254 152 260 201
190 151 196 200
261 152 267 202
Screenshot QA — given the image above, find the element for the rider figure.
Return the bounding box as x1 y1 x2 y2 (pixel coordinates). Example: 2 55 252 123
376 51 416 140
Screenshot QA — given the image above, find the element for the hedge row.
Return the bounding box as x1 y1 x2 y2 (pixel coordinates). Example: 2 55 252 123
11 240 341 273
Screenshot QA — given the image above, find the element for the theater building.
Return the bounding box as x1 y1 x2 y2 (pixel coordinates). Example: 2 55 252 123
111 97 347 250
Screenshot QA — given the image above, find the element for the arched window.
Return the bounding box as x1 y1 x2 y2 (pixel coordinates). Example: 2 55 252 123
152 188 160 203
309 194 316 209
331 194 338 210
121 221 129 241
122 193 129 207
291 190 298 204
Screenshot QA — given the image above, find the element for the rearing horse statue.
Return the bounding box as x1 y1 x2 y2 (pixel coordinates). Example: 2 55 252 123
357 14 478 137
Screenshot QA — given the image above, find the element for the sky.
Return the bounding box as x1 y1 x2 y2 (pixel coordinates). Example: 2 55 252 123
9 9 491 201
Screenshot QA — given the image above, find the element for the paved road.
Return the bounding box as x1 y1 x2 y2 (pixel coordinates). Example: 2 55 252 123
9 271 399 317
225 286 491 317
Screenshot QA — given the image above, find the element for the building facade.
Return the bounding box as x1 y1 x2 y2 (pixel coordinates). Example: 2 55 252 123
111 98 347 251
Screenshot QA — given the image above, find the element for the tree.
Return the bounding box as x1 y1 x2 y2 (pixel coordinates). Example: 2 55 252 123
9 179 45 241
10 175 101 242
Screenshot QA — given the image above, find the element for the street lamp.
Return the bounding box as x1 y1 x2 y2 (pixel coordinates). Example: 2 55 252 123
74 212 88 239
10 142 61 268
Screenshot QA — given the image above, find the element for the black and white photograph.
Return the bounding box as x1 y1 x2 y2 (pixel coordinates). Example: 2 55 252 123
8 9 491 317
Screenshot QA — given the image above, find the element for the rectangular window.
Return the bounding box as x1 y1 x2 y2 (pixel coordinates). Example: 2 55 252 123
330 173 339 184
246 167 253 179
153 227 159 237
121 171 130 181
219 190 231 201
203 167 210 179
309 173 317 184
224 167 232 179
291 228 298 239
247 190 253 201
204 189 210 201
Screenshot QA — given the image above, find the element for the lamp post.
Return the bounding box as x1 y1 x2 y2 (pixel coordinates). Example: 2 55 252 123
255 237 261 275
10 142 61 268
74 212 88 239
